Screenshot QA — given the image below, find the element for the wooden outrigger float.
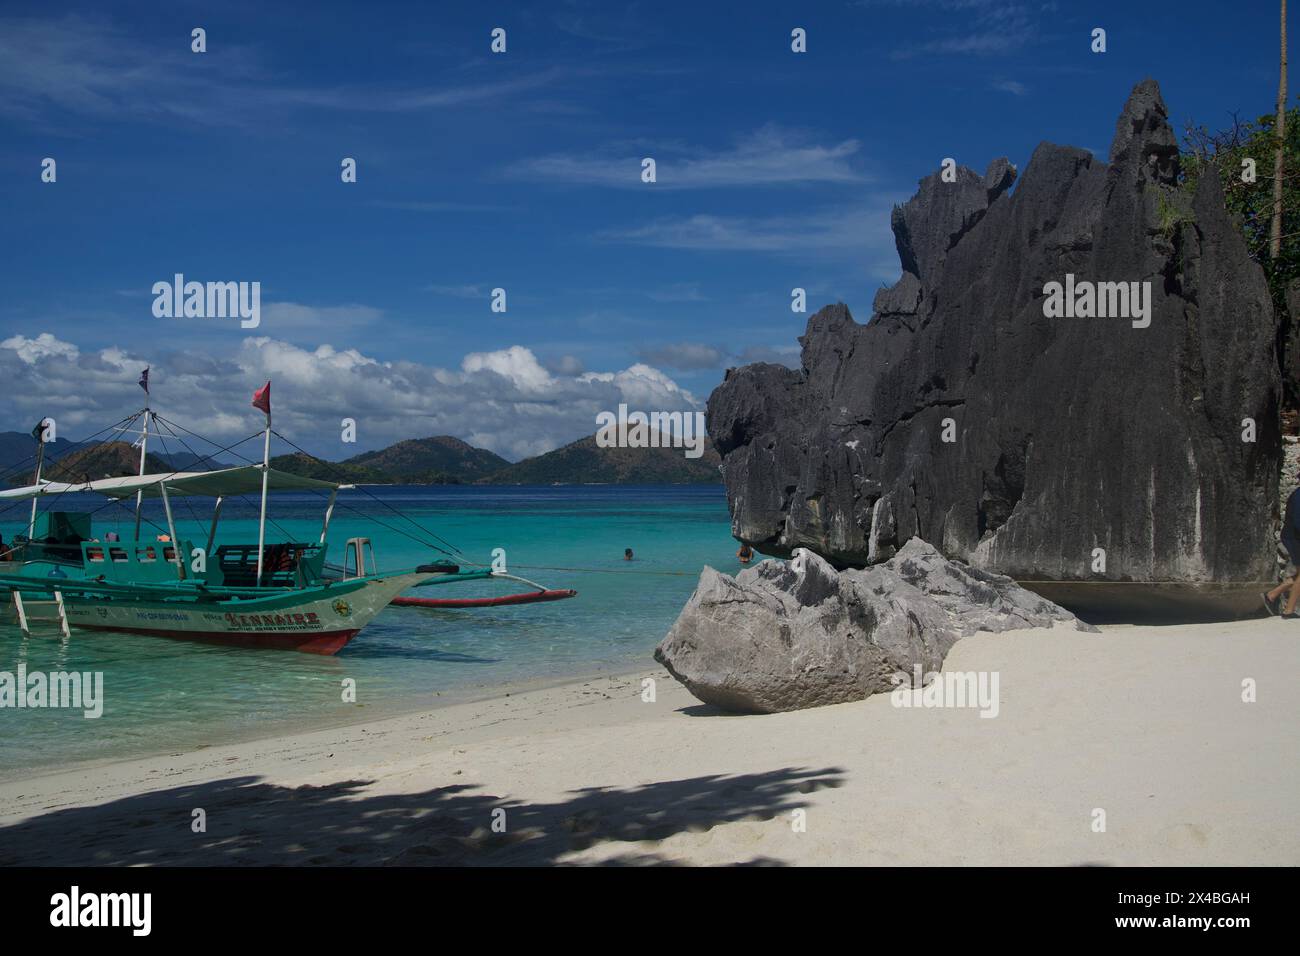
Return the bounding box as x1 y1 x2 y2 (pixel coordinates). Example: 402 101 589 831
0 378 574 654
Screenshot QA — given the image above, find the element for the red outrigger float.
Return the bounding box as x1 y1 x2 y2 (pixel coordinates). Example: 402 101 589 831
392 587 577 609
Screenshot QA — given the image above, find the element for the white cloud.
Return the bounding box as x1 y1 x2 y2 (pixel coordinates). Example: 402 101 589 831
461 346 555 393
506 126 865 189
579 363 698 408
248 338 383 387
0 14 566 127
426 284 489 299
993 79 1028 96
543 354 585 376
598 197 906 279
0 333 700 462
859 0 1039 61
602 207 878 251
1 333 79 364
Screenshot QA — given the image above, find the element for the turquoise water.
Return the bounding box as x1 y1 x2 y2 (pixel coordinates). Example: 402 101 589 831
0 485 734 773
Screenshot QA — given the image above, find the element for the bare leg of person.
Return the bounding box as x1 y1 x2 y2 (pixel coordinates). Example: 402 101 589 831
1284 574 1300 614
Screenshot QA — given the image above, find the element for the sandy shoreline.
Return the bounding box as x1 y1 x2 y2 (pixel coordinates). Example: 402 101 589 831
2 617 1296 866
1 660 655 780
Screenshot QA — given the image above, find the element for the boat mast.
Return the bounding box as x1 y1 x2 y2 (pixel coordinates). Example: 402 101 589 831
253 382 272 586
319 488 338 545
27 418 47 543
206 496 224 558
158 481 184 580
134 368 151 541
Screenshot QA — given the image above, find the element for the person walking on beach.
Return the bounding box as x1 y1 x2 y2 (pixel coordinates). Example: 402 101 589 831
1264 476 1300 617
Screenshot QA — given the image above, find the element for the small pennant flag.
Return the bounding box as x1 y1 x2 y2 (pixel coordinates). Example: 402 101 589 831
139 368 149 394
252 381 271 417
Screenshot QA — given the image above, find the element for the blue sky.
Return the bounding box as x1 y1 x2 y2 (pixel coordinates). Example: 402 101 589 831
0 0 1289 460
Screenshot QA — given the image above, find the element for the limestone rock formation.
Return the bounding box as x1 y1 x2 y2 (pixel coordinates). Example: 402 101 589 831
654 539 1090 713
707 80 1280 594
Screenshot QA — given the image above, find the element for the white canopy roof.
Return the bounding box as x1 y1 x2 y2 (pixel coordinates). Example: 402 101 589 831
0 465 349 502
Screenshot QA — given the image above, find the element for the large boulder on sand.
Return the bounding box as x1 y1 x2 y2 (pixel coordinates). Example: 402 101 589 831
654 539 1093 713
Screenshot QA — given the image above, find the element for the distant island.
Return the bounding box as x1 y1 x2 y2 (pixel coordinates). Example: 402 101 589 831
269 436 509 485
0 430 722 486
486 432 721 484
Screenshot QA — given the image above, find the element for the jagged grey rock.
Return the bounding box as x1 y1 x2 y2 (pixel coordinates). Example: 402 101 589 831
1284 279 1300 407
707 80 1280 595
654 539 1092 713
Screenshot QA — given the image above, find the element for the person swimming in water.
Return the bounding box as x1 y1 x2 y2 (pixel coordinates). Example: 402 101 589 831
736 543 754 564
624 548 634 561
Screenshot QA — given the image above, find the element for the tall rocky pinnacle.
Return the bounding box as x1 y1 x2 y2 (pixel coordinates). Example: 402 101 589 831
707 80 1280 600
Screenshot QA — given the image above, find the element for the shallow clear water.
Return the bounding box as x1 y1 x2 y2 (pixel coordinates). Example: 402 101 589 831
0 485 734 772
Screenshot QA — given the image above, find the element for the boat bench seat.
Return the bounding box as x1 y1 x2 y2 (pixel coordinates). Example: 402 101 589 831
215 543 310 587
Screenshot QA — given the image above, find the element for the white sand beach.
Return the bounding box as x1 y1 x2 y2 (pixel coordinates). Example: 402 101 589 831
1 617 1296 866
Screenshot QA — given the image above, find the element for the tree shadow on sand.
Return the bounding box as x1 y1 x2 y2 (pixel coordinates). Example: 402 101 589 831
0 766 844 867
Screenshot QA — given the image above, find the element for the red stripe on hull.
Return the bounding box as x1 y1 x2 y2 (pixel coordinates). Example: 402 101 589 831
74 622 361 655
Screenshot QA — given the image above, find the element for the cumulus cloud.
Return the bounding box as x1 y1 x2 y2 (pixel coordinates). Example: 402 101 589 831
543 354 585 376
578 363 698 409
461 345 555 393
1 333 79 364
0 333 700 463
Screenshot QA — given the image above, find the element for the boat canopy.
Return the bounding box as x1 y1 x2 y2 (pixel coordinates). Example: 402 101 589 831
0 465 350 502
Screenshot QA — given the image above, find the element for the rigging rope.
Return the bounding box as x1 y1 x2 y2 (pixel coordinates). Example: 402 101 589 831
0 409 143 487
150 415 304 545
2 411 719 580
268 428 468 559
153 416 239 539
154 416 453 556
0 416 284 547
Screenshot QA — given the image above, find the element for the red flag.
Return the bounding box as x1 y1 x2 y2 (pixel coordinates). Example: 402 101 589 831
252 381 271 417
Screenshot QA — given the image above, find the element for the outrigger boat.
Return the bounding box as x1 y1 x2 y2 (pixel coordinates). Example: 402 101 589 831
0 378 574 654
